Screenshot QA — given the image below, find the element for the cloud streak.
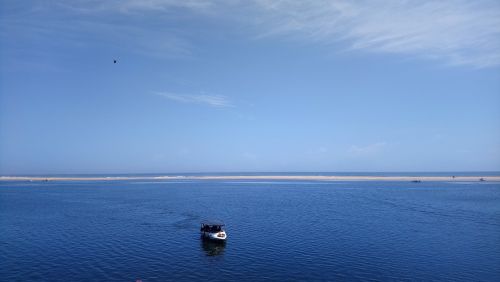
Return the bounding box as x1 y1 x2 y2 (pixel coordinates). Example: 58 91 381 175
54 0 215 14
349 142 387 156
254 0 500 68
99 0 500 68
6 1 500 68
155 92 233 107
0 2 194 61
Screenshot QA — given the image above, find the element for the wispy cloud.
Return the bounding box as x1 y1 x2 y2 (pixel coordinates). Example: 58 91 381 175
113 0 214 13
0 1 196 62
254 0 500 68
103 0 500 68
53 0 215 14
349 142 387 156
155 92 233 107
5 1 500 68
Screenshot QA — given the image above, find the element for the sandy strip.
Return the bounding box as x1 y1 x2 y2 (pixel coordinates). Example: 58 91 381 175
1 175 499 182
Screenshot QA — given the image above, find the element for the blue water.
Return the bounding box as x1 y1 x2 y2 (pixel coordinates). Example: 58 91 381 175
1 180 499 281
7 171 500 177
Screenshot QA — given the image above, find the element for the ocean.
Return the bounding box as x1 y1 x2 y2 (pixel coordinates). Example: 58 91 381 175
1 179 499 281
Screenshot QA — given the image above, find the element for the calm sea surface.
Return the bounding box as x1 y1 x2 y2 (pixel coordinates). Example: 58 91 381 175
1 180 499 281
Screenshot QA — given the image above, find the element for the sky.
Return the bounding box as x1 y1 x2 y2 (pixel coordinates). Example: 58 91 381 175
1 0 500 174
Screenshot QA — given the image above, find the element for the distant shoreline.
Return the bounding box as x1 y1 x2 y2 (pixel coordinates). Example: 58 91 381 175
1 175 499 182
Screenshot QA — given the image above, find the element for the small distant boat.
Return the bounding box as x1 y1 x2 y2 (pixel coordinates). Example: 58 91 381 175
200 221 227 241
411 180 422 183
479 178 485 182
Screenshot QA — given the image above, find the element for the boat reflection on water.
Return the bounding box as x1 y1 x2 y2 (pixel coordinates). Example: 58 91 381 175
201 239 226 256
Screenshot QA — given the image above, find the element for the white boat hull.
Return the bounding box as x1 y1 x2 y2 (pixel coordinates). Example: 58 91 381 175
201 231 227 241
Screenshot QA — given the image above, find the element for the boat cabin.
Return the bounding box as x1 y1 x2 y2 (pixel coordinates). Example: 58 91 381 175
200 221 225 232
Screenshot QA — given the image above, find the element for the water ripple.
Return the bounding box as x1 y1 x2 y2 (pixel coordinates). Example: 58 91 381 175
1 181 499 281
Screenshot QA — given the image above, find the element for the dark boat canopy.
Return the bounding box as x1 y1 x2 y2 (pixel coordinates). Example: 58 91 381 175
201 220 225 226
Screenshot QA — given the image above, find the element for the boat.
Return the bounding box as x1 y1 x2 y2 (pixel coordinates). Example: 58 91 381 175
200 220 227 241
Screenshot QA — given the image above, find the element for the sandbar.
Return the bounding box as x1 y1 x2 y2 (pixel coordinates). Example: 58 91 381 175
1 175 499 182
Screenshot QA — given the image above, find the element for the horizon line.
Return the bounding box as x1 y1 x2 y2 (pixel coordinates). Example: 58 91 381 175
1 170 499 177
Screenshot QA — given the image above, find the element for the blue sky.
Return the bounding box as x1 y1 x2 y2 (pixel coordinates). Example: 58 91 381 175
1 0 499 174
